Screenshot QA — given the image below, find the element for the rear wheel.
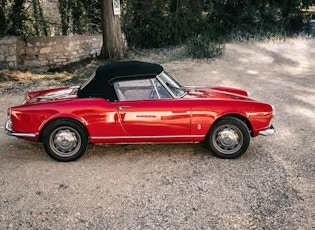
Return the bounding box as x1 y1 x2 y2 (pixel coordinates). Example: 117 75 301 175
43 119 88 162
205 116 250 159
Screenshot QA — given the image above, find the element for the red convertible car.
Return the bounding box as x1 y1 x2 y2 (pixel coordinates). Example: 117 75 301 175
5 61 274 161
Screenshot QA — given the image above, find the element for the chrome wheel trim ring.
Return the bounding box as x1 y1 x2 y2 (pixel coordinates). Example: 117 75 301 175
212 124 243 155
49 126 81 157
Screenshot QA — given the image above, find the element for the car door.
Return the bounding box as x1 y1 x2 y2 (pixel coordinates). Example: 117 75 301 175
114 78 191 138
117 100 191 137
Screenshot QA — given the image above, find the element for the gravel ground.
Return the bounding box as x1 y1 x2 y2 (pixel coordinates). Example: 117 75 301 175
0 38 314 229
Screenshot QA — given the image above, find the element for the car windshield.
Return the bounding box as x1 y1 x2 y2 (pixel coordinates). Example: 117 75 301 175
158 71 187 98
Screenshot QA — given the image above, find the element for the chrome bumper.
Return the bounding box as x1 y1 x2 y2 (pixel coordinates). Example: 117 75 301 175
258 125 275 136
5 119 37 138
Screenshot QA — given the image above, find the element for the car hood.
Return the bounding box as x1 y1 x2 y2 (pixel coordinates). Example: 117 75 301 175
24 86 79 104
184 86 252 101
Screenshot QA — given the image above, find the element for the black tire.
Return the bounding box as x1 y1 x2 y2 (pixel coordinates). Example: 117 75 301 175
43 119 88 162
205 116 250 159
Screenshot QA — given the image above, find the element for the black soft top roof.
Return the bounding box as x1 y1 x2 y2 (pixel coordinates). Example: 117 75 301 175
78 61 163 101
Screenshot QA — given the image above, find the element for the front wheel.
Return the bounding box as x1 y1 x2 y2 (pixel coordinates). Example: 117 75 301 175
43 119 88 162
205 116 250 159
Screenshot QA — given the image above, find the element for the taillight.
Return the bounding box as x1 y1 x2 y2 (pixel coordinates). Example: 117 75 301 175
25 94 31 101
7 108 11 116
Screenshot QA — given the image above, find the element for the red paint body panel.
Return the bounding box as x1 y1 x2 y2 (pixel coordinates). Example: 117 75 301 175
7 84 274 143
186 86 250 98
116 100 190 135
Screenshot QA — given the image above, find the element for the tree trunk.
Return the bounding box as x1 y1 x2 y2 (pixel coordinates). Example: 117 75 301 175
280 0 290 17
100 0 125 60
0 0 6 36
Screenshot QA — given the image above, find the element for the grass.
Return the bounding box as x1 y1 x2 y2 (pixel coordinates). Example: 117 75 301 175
0 58 101 85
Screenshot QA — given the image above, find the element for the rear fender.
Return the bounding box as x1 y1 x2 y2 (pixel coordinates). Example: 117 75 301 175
38 113 88 141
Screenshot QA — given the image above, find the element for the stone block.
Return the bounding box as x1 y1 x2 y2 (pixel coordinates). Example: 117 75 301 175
6 55 17 62
40 47 51 54
3 38 17 45
0 61 5 68
40 60 49 66
8 47 16 55
54 58 67 63
54 44 64 52
8 61 17 68
25 49 35 56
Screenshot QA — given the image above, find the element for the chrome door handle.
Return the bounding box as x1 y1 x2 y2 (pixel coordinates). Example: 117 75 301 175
118 106 132 110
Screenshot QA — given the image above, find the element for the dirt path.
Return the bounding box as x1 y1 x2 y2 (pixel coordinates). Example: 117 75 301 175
0 38 314 229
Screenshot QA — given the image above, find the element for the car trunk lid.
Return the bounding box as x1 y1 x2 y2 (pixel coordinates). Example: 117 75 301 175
24 86 79 104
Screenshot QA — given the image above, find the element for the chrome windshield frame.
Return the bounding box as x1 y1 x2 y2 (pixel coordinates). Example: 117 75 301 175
156 71 187 98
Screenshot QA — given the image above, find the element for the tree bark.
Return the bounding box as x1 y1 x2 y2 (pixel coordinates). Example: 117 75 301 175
99 0 125 60
280 0 290 17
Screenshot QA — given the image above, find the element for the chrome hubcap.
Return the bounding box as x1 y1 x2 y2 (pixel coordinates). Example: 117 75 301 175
213 125 243 154
50 126 81 157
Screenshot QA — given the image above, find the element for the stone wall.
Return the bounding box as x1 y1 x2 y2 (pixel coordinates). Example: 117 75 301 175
0 35 102 71
0 37 19 69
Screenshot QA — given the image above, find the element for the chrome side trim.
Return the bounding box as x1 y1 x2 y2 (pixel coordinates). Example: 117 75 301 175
91 135 204 140
258 125 275 136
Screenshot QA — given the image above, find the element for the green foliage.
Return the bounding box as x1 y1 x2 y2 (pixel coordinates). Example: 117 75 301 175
122 0 206 48
0 0 6 36
31 0 49 36
1 0 101 37
59 0 70 35
3 0 50 36
205 0 314 41
122 0 314 50
1 0 314 54
58 0 87 35
58 0 101 35
6 0 27 36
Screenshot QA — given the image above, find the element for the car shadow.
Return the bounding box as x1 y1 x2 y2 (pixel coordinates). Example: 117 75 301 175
1 137 269 163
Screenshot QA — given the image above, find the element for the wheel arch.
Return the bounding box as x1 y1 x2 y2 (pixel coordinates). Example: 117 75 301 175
212 113 253 137
38 117 89 142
